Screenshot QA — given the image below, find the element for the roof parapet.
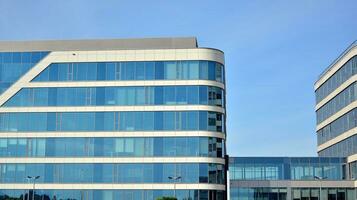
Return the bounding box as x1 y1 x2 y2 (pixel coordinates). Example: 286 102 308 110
0 37 198 52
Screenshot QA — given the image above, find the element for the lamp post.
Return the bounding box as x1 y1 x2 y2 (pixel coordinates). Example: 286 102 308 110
23 177 30 200
314 176 327 200
27 176 40 200
168 176 182 198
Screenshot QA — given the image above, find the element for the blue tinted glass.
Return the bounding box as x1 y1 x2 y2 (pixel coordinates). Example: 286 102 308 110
58 63 69 80
164 61 176 79
163 86 175 105
154 87 163 104
135 62 145 80
155 62 164 79
3 53 12 63
188 86 199 104
145 62 155 80
4 86 224 107
0 52 47 94
199 86 208 104
176 86 187 104
48 63 58 80
208 61 216 80
123 62 135 80
199 112 208 130
97 63 106 80
12 53 21 63
154 112 163 130
0 189 226 200
143 112 154 130
163 112 175 130
105 62 115 80
31 52 42 63
199 61 208 80
188 61 199 79
32 60 224 82
21 53 31 63
187 111 198 130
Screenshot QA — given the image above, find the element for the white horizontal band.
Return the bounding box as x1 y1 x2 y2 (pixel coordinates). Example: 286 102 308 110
0 183 226 190
49 48 225 65
315 76 357 110
316 101 357 131
0 157 225 164
347 154 357 163
26 80 225 89
0 131 226 139
317 127 357 151
0 105 225 114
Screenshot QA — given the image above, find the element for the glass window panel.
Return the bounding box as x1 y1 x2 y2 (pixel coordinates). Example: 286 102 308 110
155 62 164 79
187 86 199 104
176 86 187 104
135 62 145 80
163 86 175 105
164 61 176 80
188 61 199 79
145 62 155 80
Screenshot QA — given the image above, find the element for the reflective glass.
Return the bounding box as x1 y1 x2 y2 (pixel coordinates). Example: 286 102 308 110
0 189 225 200
229 157 346 181
5 86 224 107
316 56 357 103
318 135 357 157
0 111 224 132
0 163 224 184
316 83 357 124
32 60 225 82
0 52 49 94
317 108 357 145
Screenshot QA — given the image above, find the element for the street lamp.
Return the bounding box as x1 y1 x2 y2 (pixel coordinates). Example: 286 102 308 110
26 176 40 200
168 176 182 198
314 176 327 200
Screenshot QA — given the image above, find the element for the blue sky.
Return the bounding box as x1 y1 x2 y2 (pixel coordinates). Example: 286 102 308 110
0 0 357 156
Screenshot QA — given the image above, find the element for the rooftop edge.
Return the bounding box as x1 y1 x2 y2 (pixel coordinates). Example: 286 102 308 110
0 37 199 52
316 40 357 83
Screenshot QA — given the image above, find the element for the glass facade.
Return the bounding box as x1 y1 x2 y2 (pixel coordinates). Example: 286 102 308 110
315 56 357 104
349 161 357 180
0 111 224 132
0 189 225 200
4 86 224 107
318 135 357 157
316 82 357 124
0 163 224 184
0 42 226 200
32 60 224 83
317 108 357 145
0 137 224 158
230 188 287 200
0 52 49 94
229 157 356 200
229 157 346 181
230 187 356 200
291 188 356 200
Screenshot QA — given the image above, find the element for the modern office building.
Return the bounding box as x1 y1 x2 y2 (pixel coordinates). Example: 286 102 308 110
229 157 356 200
0 38 227 200
314 42 357 177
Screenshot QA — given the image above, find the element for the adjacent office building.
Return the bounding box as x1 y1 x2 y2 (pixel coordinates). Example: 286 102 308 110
229 42 357 200
314 41 357 173
229 157 355 200
0 38 226 200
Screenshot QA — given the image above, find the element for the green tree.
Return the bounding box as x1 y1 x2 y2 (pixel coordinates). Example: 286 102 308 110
156 197 177 200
